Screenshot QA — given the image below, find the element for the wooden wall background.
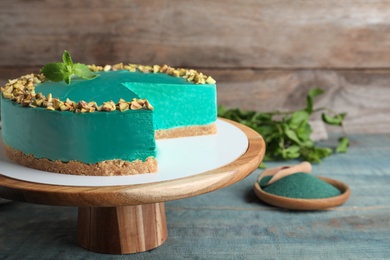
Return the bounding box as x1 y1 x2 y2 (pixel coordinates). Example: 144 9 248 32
1 0 390 134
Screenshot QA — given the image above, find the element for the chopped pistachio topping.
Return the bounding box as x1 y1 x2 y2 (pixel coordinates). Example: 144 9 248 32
1 63 215 113
87 63 216 85
0 73 153 113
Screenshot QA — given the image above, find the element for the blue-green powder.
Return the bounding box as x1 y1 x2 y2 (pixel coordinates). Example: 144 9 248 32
259 172 341 199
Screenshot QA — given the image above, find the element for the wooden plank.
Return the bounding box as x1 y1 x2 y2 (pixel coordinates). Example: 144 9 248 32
1 66 389 134
2 0 390 68
1 134 390 258
210 68 390 134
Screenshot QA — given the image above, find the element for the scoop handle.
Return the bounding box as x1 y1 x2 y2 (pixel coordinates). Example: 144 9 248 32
263 161 312 186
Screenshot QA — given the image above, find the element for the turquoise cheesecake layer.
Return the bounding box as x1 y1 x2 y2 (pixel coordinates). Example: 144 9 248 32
124 82 216 129
35 70 203 104
1 98 155 163
35 70 217 130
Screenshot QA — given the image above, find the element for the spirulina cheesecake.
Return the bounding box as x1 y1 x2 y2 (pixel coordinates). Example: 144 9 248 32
0 54 217 176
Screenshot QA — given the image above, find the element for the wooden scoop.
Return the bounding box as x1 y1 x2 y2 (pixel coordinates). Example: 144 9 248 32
261 161 312 187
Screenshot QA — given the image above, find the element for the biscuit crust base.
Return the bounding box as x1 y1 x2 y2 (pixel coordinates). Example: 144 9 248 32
155 123 216 139
2 123 216 176
3 143 158 176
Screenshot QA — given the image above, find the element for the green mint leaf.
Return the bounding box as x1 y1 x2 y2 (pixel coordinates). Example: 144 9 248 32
62 50 73 66
301 146 332 163
306 88 324 113
73 63 97 79
217 105 227 115
301 139 314 148
41 62 66 82
281 145 301 159
322 112 347 126
288 110 310 129
283 124 303 145
317 147 332 158
73 63 97 80
41 50 97 85
64 72 72 85
258 125 275 139
336 136 349 153
295 124 312 142
308 88 324 98
253 112 273 122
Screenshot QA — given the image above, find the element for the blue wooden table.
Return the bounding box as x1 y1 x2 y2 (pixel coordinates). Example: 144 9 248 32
1 134 389 259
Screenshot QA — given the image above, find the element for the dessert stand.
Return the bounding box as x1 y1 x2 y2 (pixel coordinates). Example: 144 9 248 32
0 119 265 254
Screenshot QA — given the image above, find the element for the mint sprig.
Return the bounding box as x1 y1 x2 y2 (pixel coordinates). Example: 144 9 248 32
41 50 97 85
218 88 349 166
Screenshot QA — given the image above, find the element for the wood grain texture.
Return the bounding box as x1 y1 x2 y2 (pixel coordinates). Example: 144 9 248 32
1 1 389 133
0 119 265 207
2 0 390 68
77 204 167 254
0 134 389 258
213 68 390 134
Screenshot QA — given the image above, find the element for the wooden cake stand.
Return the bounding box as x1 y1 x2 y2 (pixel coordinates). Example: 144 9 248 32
0 120 265 254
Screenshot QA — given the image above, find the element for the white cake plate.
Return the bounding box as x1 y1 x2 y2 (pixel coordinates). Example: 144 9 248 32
0 119 248 186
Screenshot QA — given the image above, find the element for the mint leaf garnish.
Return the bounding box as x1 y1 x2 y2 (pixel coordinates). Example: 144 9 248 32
73 63 97 80
41 50 96 85
62 50 73 67
40 62 67 82
64 72 72 85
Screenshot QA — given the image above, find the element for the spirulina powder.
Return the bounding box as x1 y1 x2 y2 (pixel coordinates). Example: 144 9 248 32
260 172 341 199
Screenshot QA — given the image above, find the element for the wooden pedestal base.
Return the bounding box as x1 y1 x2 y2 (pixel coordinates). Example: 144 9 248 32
77 203 168 254
0 120 265 255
